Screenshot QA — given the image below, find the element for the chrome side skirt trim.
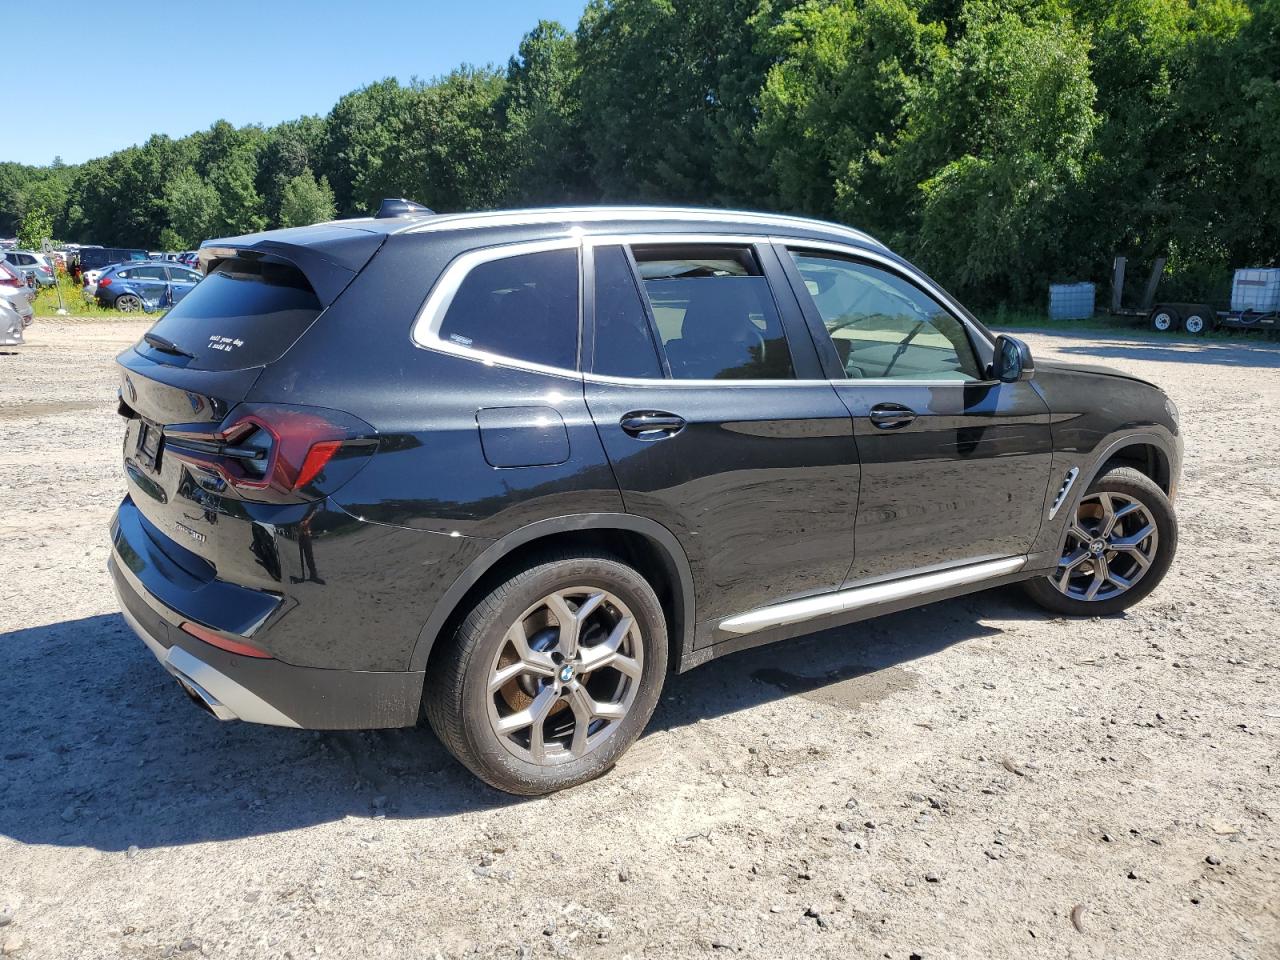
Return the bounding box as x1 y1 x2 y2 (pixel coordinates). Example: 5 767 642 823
1048 467 1080 520
717 556 1028 637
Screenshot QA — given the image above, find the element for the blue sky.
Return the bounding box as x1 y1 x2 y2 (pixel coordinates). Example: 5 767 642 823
6 1 587 166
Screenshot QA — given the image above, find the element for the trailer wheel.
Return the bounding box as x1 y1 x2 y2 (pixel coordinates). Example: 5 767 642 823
1183 311 1208 335
1149 308 1177 333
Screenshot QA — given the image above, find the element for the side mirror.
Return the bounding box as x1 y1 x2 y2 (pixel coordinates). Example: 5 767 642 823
992 334 1035 383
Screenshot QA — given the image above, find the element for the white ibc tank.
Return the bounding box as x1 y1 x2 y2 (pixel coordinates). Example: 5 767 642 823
1231 268 1280 313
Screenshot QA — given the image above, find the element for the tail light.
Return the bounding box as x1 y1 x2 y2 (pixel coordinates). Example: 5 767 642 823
98 277 112 288
165 403 377 504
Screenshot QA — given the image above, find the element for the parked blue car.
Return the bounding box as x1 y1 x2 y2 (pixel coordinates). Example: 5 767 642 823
89 261 203 312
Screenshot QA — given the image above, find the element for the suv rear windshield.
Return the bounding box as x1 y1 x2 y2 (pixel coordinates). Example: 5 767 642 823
138 257 321 371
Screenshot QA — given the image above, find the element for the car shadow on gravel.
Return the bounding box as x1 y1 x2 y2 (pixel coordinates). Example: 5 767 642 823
0 589 1043 851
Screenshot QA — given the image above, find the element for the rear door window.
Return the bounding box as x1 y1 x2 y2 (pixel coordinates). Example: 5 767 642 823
591 244 664 379
139 257 321 371
630 243 795 380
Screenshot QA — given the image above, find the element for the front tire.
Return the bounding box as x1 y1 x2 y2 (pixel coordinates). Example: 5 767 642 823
1023 466 1177 616
1183 311 1209 335
1149 308 1177 333
424 552 668 795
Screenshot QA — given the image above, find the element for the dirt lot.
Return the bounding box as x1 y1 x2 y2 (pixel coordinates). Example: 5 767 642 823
0 320 1276 960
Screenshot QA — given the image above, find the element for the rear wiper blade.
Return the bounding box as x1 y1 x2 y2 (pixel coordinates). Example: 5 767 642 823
143 332 195 359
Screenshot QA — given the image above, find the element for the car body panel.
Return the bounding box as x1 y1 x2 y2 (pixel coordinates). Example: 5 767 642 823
833 378 1053 583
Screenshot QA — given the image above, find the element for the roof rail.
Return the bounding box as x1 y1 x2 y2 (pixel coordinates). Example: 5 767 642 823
398 206 882 247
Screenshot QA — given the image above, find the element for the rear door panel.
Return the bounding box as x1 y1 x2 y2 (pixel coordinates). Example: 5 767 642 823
582 237 859 632
586 380 859 628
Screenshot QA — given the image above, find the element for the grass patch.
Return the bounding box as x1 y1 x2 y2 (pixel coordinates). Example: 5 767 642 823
30 275 140 318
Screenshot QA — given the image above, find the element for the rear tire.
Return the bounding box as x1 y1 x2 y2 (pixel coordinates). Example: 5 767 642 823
115 294 142 312
1023 466 1177 616
1183 311 1209 335
423 552 668 796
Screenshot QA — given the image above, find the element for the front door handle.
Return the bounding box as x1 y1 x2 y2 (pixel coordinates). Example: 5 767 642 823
869 403 917 430
620 411 686 438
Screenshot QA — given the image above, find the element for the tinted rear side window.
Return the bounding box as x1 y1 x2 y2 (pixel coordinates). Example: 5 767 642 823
437 248 579 370
592 245 663 379
630 244 795 381
140 258 321 371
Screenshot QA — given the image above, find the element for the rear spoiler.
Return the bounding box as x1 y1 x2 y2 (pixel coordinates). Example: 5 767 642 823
199 224 387 306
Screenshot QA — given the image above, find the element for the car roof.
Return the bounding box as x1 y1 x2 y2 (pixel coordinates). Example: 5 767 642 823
209 205 885 251
400 206 882 247
104 259 181 270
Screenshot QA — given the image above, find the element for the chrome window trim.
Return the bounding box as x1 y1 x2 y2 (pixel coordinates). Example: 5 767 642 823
780 239 996 355
582 372 832 388
583 232 774 250
409 236 585 379
827 377 982 387
400 207 884 249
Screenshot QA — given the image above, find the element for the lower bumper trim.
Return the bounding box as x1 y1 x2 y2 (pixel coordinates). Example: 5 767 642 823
118 595 301 727
110 549 425 729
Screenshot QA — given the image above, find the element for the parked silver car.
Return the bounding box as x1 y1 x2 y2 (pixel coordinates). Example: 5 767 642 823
2 250 56 288
0 287 34 346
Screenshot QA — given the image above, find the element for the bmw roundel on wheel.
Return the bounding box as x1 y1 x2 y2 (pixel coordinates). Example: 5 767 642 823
109 204 1181 795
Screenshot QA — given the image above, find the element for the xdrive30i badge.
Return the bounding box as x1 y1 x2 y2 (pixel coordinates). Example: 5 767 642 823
174 521 206 545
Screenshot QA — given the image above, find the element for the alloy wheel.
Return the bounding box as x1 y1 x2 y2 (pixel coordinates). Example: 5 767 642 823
486 587 643 765
1053 492 1159 602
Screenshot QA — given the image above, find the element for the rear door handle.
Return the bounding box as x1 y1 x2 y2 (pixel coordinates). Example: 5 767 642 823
620 412 686 438
869 403 917 430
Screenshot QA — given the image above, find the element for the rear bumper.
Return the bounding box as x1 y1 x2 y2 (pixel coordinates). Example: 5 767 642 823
109 508 425 730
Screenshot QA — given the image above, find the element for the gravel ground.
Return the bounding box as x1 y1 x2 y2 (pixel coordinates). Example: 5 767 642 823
1 320 1276 960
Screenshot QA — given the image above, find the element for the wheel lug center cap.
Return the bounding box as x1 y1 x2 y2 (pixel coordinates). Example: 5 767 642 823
558 664 576 684
1090 539 1107 555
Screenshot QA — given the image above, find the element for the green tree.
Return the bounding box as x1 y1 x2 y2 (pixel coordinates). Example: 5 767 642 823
889 5 1100 302
576 0 796 202
259 116 327 224
163 167 220 248
500 21 591 204
200 121 267 236
387 68 512 212
756 0 945 225
17 207 53 249
158 227 186 251
278 170 337 227
321 79 414 216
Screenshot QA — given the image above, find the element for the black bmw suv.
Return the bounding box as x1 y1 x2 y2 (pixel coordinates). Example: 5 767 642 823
110 204 1181 795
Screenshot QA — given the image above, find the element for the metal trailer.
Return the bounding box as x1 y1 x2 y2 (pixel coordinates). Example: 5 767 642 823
1110 256 1280 337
